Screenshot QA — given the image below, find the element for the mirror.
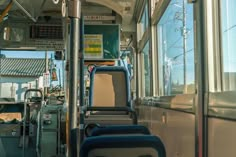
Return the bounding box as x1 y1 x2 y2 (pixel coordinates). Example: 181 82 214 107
3 27 24 42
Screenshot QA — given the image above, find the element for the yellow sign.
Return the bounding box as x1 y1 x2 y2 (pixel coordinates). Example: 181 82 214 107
84 34 103 59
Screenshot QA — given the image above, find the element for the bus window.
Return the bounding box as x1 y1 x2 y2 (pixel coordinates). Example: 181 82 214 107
156 0 194 96
139 2 149 38
220 0 236 91
143 41 151 96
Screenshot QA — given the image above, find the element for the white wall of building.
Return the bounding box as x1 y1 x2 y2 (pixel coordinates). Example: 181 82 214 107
0 77 41 102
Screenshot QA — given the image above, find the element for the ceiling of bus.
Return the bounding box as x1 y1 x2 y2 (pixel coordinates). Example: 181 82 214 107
86 0 136 23
0 0 138 49
0 0 137 24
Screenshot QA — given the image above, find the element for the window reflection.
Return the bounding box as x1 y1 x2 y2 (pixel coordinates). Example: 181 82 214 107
143 41 151 96
220 0 236 91
3 27 24 42
140 2 149 37
157 0 194 96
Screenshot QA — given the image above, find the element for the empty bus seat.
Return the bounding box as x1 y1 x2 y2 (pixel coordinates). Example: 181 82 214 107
89 66 131 108
84 66 135 126
80 135 166 157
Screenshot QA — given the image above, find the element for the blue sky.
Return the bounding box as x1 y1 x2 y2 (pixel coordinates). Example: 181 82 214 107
221 0 236 72
0 50 53 58
157 0 194 86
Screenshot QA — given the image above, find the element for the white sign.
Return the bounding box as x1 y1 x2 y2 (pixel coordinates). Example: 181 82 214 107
84 16 115 21
43 72 50 87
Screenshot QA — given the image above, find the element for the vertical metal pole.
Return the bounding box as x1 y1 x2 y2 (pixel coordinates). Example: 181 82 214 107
0 49 2 98
183 0 187 93
62 14 70 157
0 50 1 97
68 0 81 156
79 15 85 144
148 0 153 96
136 53 140 98
22 98 27 157
50 53 53 89
59 69 61 88
130 46 136 100
45 51 48 95
194 0 206 157
62 59 65 89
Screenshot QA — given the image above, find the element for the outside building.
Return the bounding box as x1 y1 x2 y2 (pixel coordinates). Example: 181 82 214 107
0 58 47 102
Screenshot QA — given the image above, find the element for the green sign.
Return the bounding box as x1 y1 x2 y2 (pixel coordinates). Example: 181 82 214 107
84 24 120 59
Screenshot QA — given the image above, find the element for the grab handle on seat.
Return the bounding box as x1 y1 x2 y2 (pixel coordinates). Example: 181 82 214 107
85 106 137 124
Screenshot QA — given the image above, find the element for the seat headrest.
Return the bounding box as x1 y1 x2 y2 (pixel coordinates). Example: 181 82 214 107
80 135 166 157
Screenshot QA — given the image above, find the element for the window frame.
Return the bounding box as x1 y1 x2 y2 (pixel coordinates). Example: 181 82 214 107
207 0 236 120
137 0 153 98
144 0 196 112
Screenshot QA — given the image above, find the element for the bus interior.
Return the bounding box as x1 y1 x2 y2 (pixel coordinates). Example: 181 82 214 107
0 0 236 157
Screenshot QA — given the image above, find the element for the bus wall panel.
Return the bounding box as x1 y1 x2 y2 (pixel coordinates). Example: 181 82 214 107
137 105 152 128
138 106 195 157
208 118 236 157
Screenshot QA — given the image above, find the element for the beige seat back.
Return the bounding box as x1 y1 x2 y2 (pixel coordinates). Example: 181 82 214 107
93 71 126 107
89 66 130 107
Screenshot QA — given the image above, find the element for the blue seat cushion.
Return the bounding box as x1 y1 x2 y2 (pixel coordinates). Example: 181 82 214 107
80 135 166 157
90 125 150 136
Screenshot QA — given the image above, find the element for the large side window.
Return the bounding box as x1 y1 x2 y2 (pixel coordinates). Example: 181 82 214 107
157 0 194 96
143 41 151 96
140 2 149 38
220 0 236 91
137 0 151 97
